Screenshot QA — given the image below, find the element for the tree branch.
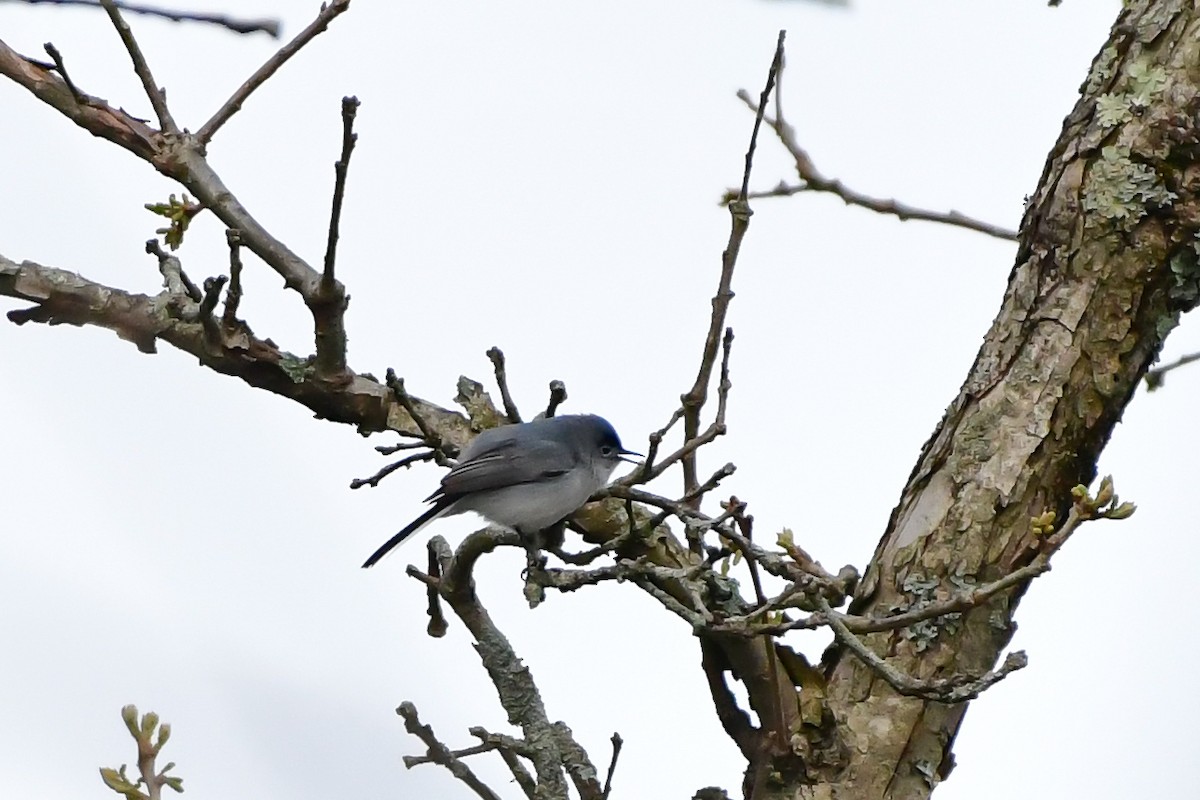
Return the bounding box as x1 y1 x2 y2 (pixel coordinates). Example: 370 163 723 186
11 0 281 37
397 702 503 800
486 346 522 423
728 89 1017 242
678 33 783 499
600 733 622 800
196 0 351 145
98 0 177 133
0 254 474 442
314 95 359 380
432 530 570 797
1145 349 1200 390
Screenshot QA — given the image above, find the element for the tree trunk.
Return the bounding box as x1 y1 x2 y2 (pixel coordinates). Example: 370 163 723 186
782 2 1200 797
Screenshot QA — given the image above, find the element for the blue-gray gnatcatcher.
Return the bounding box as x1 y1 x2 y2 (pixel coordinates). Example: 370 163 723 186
362 414 639 567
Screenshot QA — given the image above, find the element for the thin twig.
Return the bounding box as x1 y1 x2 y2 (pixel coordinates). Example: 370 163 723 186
819 597 1029 702
425 541 448 636
396 702 503 800
40 43 85 103
145 239 201 301
98 0 177 132
194 275 226 341
198 275 226 319
196 0 351 145
349 450 436 489
375 440 429 455
730 91 1017 242
469 728 538 800
403 741 499 767
323 96 359 294
222 229 243 325
306 96 357 380
545 380 567 418
634 407 683 481
734 180 1019 241
1145 349 1200 390
15 0 281 37
679 31 783 500
486 347 522 423
719 562 1051 637
385 368 452 464
601 733 622 800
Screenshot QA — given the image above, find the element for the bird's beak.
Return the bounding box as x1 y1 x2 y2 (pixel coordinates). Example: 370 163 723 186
618 448 642 464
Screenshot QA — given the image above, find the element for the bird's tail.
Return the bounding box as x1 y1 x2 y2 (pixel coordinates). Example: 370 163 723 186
361 503 449 568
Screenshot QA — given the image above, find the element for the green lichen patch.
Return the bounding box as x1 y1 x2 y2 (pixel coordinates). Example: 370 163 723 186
1084 43 1120 96
1126 60 1169 107
278 353 314 383
1082 145 1176 229
1096 92 1134 128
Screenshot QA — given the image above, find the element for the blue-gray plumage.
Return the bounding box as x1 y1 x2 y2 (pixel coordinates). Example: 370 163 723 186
361 414 639 567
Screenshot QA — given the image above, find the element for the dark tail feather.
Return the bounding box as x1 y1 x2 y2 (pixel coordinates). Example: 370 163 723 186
361 503 448 568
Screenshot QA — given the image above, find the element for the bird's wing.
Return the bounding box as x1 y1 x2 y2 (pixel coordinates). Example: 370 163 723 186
430 435 577 500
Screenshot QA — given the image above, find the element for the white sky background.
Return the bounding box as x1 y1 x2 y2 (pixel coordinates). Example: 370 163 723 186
2 0 1197 798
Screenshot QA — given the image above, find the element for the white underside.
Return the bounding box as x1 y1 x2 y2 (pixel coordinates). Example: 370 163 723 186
445 458 616 532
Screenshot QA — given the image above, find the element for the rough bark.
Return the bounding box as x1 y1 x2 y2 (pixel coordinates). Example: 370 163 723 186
793 3 1200 798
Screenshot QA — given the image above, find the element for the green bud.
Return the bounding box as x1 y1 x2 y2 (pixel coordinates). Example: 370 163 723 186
1107 501 1137 520
156 723 171 750
120 706 139 737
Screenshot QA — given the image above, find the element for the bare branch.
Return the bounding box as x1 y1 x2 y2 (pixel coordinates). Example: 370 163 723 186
397 702 503 800
678 33 783 498
544 379 567 418
635 407 682 479
196 0 351 145
469 728 538 800
601 733 622 800
820 597 1029 702
0 254 475 442
349 449 436 489
40 42 85 103
0 38 159 160
486 346 522 423
98 0 177 132
312 95 359 379
434 529 569 796
14 0 281 37
322 96 359 291
145 238 200 301
385 369 453 463
1145 349 1200 390
735 179 1019 241
730 91 1017 241
553 722 603 800
423 542 449 637
221 229 243 325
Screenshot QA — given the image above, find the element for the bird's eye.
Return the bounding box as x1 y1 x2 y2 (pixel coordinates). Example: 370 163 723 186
600 445 616 457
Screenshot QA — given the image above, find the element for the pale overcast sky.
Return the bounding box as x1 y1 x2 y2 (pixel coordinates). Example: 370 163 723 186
3 1 1197 798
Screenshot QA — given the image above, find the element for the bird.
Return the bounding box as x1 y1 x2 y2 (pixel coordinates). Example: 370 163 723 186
361 414 639 567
